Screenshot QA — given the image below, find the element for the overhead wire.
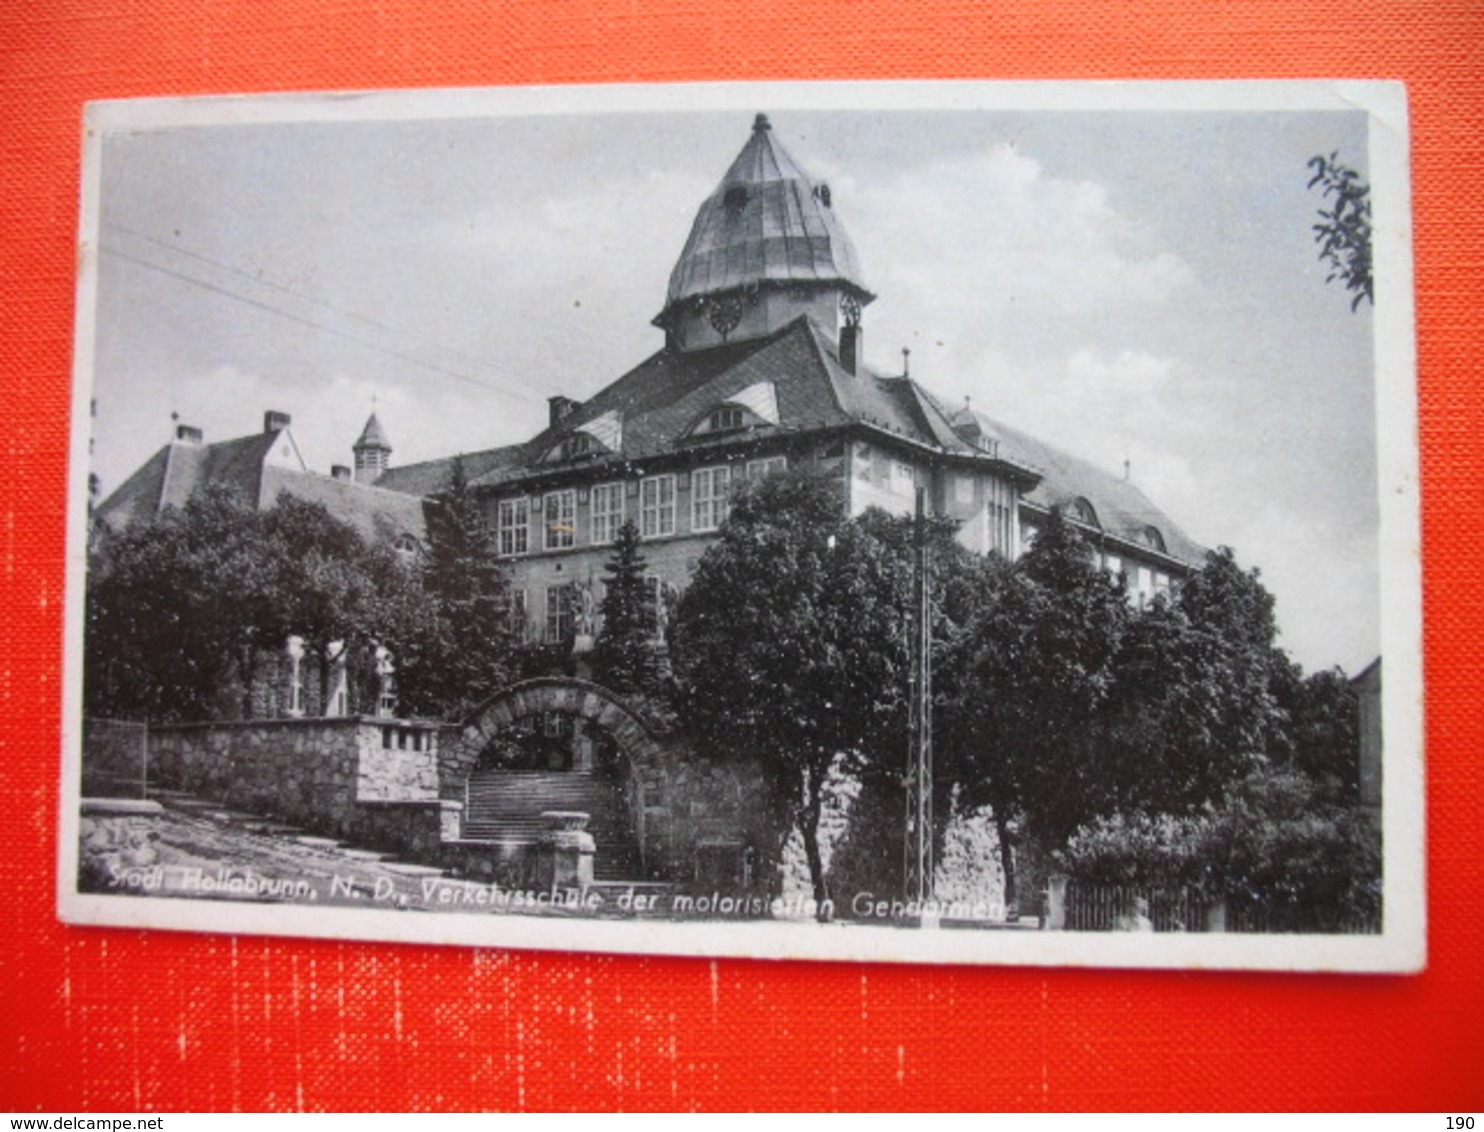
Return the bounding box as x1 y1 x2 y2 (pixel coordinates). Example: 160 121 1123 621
98 222 540 404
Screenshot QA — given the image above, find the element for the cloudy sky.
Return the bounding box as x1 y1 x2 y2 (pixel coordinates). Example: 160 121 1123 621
86 91 1382 673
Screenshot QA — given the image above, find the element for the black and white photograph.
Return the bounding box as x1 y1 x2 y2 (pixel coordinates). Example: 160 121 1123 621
61 81 1423 970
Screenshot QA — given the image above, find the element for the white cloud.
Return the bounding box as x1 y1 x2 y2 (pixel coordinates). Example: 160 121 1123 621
851 143 1194 351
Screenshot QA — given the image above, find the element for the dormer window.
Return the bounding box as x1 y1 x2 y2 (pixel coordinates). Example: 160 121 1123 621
708 406 746 433
1070 497 1100 527
548 431 600 463
392 534 422 564
1141 525 1167 553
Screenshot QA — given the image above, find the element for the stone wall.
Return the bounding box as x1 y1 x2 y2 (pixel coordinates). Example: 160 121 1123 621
149 717 447 846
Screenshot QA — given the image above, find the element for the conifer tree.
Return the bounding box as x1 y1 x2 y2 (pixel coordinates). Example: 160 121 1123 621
400 456 518 719
592 518 661 695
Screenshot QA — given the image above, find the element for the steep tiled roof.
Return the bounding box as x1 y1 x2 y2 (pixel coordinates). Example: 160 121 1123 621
664 114 870 311
97 432 280 529
262 467 427 544
472 316 1051 495
97 431 428 545
374 444 529 497
972 413 1205 566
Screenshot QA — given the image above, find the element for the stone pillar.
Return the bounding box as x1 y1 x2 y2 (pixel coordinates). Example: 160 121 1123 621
285 636 305 718
1205 896 1228 933
1043 873 1068 931
533 810 595 892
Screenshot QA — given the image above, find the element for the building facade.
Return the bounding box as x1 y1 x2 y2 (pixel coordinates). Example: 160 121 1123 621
97 113 1204 696
375 113 1203 643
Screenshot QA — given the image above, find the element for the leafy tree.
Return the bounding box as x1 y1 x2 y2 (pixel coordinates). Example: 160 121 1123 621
86 487 452 723
397 457 518 719
1063 764 1380 931
670 472 912 912
86 486 274 722
1307 151 1373 310
592 518 662 695
943 508 1129 882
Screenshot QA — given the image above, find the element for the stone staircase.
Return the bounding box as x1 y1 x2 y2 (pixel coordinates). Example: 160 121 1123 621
463 770 641 882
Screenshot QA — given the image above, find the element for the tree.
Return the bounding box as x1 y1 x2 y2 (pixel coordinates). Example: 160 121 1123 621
943 508 1130 879
397 456 518 719
1307 151 1373 310
670 472 912 913
1063 764 1381 932
86 487 450 723
86 486 275 722
592 518 662 695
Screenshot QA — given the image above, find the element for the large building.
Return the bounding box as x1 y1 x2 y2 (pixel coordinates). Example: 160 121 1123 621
99 113 1202 662
375 113 1202 645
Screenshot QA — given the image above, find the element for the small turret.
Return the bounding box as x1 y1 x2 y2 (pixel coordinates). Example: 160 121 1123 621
353 413 391 484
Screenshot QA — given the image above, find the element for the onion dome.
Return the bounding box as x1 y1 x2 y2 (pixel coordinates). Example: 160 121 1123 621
660 114 872 321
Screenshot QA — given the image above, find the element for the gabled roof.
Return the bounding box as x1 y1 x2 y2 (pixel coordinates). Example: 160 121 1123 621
97 432 283 529
96 430 428 545
662 114 870 313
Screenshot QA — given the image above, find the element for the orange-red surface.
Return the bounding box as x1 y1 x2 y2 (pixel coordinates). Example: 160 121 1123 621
2 0 1480 1111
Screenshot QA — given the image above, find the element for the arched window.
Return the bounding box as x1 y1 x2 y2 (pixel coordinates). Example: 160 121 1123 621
1141 525 1167 553
1069 497 1100 527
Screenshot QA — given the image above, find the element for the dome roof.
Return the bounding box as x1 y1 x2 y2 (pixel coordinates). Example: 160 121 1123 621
663 114 871 310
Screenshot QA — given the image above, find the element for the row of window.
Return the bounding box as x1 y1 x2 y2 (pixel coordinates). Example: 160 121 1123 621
495 458 787 555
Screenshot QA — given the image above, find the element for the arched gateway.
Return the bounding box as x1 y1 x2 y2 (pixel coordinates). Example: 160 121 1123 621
441 678 666 881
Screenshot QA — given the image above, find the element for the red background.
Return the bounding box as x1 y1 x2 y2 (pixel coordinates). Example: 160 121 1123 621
3 0 1481 1111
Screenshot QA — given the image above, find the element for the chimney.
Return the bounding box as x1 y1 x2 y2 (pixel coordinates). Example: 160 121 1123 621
264 410 292 433
839 324 861 376
331 464 352 482
548 396 581 427
175 424 203 445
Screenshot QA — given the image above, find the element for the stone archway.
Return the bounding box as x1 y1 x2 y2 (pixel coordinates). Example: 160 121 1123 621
440 677 666 878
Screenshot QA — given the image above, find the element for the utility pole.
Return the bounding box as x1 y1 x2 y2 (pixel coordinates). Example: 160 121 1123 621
904 487 934 907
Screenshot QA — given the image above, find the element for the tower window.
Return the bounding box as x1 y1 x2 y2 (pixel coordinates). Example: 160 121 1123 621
724 185 748 212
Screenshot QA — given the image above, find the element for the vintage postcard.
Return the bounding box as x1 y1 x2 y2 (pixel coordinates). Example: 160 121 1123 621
60 81 1423 971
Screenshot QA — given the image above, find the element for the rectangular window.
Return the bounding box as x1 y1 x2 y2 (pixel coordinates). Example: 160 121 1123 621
891 460 915 490
497 498 529 556
1105 553 1123 579
692 466 731 532
545 584 574 643
590 482 624 545
641 474 676 538
1136 565 1154 608
544 490 576 550
954 473 975 504
746 455 787 479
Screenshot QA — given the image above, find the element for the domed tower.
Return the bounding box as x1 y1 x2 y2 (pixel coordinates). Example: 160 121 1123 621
353 412 391 484
654 113 874 358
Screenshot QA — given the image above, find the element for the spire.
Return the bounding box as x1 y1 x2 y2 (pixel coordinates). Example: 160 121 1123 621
353 412 391 483
656 114 873 350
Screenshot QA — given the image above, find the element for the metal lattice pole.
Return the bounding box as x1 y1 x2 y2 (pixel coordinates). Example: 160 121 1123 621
904 488 934 907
